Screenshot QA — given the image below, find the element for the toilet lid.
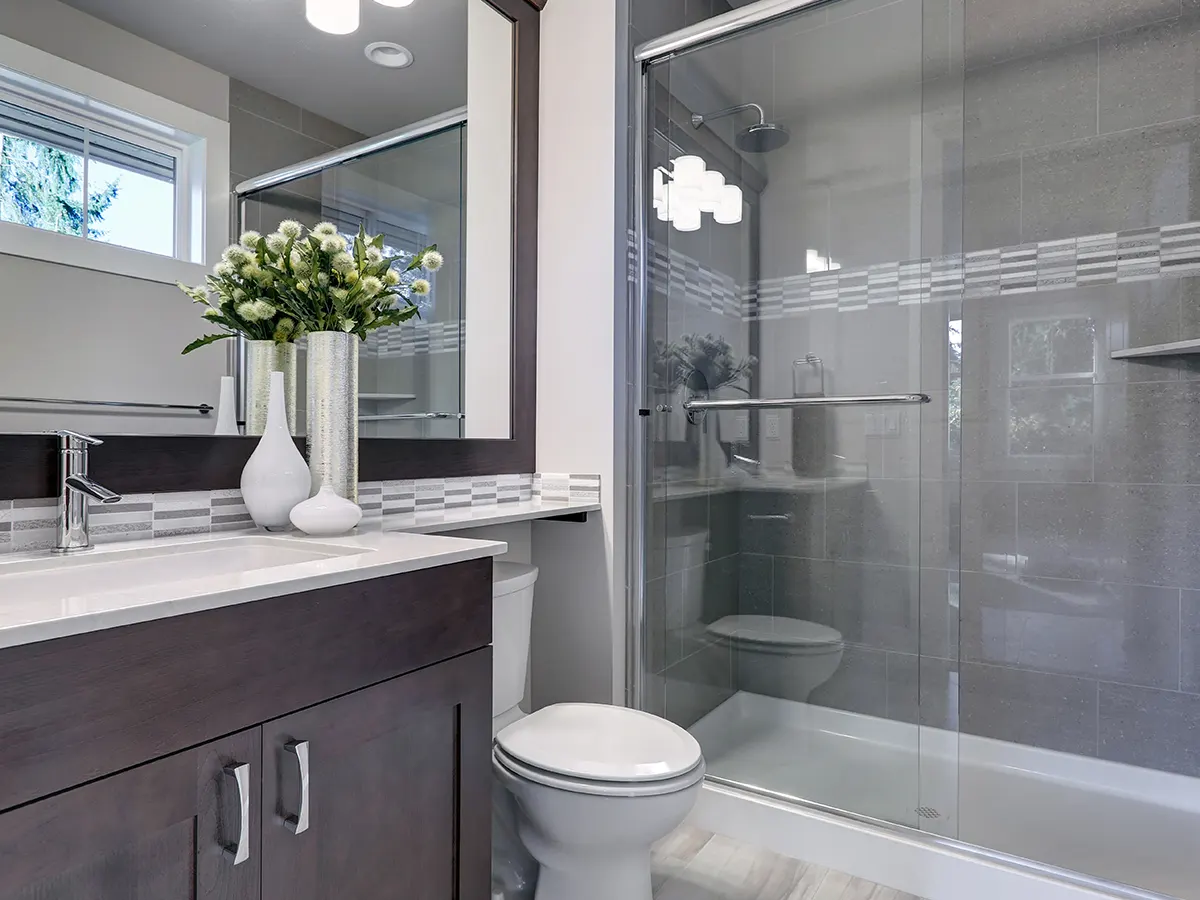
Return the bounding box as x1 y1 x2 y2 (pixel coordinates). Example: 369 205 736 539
495 703 703 783
706 614 842 648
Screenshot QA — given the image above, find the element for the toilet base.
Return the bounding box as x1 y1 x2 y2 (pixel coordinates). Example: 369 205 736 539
533 854 652 900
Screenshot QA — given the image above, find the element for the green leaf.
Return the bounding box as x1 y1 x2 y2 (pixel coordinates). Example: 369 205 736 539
182 333 234 355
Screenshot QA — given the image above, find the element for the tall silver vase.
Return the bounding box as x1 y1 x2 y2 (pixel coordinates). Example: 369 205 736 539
245 340 297 435
306 331 358 501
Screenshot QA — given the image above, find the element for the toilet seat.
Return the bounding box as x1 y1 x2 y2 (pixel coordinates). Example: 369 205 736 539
493 744 705 798
495 703 703 783
707 614 843 655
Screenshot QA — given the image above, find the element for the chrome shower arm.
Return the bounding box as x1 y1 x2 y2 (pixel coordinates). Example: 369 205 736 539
691 102 766 129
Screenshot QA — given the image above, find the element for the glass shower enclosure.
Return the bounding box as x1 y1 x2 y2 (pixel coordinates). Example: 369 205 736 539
630 1 1200 898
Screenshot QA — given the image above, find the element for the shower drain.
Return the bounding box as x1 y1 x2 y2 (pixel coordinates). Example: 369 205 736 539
916 806 942 820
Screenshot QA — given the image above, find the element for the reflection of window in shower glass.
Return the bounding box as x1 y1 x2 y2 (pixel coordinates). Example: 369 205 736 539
1007 317 1095 457
1009 317 1096 383
948 319 962 457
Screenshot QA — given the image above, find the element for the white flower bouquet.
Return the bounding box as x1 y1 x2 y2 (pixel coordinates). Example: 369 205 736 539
179 218 442 354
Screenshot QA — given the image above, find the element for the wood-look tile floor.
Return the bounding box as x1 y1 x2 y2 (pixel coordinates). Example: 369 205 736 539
652 826 925 900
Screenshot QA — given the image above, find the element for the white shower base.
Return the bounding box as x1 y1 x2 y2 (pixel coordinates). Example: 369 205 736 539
690 692 1200 900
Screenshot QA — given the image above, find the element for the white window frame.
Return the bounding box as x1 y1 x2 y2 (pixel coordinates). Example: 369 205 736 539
0 33 228 286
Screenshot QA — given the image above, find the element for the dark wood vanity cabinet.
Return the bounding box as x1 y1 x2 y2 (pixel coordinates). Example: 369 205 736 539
0 728 263 900
0 559 493 900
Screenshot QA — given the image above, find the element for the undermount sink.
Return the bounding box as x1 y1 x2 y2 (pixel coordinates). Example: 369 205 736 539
0 535 370 600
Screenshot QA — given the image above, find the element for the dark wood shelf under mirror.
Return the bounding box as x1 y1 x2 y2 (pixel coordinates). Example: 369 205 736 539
0 0 539 501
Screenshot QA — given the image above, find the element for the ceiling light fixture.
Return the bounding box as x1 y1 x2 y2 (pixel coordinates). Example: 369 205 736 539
374 0 416 6
365 41 414 68
307 0 360 34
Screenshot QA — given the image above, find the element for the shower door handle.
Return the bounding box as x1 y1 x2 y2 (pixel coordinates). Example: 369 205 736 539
747 514 792 522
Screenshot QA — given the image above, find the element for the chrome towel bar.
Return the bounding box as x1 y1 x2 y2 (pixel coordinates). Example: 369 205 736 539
682 393 930 412
0 396 213 414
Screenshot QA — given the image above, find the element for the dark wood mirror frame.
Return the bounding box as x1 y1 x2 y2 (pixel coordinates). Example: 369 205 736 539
0 0 542 501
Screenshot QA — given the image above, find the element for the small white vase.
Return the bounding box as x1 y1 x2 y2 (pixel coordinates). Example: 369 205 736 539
290 484 363 536
241 371 311 531
214 376 239 436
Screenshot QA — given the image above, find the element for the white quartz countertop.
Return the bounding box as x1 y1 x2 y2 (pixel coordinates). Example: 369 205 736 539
0 531 505 651
383 497 601 534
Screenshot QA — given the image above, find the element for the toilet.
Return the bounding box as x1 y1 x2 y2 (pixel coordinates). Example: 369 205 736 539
491 562 705 900
706 614 845 702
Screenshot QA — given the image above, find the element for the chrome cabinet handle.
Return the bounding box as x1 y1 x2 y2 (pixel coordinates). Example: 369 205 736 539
284 740 310 835
223 763 251 865
747 514 792 522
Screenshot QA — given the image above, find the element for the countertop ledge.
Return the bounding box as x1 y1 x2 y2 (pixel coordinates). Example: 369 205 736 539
382 497 601 534
0 531 506 651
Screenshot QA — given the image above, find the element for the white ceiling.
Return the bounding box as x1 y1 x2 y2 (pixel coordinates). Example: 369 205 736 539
60 0 468 136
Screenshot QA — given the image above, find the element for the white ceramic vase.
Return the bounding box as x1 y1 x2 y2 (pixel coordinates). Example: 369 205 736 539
290 484 363 536
214 376 239 435
241 371 311 531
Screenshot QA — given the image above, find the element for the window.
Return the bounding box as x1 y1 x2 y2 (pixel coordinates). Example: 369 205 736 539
0 34 229 283
0 98 177 257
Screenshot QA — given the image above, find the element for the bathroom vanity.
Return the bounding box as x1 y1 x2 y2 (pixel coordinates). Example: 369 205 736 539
0 532 502 900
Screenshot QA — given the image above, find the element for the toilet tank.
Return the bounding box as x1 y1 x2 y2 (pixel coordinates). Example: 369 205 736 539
493 562 539 717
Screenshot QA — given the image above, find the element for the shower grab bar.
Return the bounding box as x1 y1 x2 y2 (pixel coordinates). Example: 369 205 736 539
683 393 930 411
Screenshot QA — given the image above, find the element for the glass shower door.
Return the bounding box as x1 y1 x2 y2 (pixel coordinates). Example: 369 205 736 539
637 0 963 836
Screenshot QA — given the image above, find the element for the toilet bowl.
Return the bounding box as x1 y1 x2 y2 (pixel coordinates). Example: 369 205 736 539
490 565 705 900
707 614 845 702
494 703 704 900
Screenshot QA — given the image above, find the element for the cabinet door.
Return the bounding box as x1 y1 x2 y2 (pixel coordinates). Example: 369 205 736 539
261 648 491 900
0 728 261 900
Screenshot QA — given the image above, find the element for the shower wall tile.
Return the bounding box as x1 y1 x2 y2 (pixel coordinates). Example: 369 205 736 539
738 552 774 617
1020 120 1200 244
919 567 960 661
960 571 1182 690
1094 381 1200 483
1181 589 1200 693
825 478 920 566
959 481 1016 573
962 154 1021 253
885 652 960 728
960 662 1098 756
807 644 890 718
963 0 1182 70
964 41 1098 160
1098 682 1200 778
0 500 10 550
1101 17 1200 133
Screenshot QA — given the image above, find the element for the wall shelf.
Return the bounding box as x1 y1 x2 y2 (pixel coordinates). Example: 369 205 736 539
358 393 417 401
1111 338 1200 359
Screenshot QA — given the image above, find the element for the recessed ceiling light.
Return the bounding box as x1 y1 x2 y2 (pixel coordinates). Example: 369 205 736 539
365 42 415 68
374 0 416 6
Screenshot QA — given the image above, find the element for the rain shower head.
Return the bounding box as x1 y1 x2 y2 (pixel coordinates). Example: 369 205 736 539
690 102 791 153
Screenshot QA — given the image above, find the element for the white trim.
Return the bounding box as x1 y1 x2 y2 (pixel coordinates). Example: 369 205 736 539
0 221 208 286
0 32 228 281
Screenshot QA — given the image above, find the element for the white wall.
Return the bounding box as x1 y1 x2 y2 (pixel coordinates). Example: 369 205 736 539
0 0 229 121
531 0 625 709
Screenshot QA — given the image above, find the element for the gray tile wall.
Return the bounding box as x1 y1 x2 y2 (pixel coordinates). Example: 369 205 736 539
956 0 1200 778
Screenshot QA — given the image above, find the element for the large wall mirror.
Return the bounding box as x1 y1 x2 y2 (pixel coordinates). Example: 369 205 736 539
0 0 538 497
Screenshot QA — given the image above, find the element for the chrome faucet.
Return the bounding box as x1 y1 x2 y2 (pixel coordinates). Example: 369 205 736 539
54 430 122 553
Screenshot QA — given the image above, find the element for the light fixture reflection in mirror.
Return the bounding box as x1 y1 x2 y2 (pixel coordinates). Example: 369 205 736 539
307 0 360 35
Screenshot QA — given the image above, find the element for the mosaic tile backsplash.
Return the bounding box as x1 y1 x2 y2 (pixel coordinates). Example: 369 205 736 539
0 473 601 554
